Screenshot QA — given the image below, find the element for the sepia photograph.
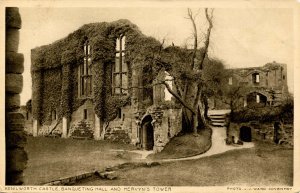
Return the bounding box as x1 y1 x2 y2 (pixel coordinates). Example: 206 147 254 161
1 0 299 192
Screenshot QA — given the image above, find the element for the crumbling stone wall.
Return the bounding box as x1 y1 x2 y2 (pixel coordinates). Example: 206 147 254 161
104 105 133 144
228 121 293 146
69 100 95 136
5 7 28 185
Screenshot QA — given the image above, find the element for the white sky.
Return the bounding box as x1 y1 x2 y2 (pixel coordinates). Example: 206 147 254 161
18 7 294 105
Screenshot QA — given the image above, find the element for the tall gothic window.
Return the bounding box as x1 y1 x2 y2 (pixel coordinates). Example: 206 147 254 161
79 40 92 97
112 35 128 95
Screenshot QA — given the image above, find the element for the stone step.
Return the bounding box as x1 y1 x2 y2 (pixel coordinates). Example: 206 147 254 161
211 122 226 126
210 119 226 123
208 115 226 119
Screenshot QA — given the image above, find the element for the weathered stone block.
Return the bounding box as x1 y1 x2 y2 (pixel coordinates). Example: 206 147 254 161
7 123 25 131
6 73 23 94
6 29 20 52
6 131 27 148
6 148 28 172
6 112 25 125
6 7 22 29
6 93 20 110
6 52 24 74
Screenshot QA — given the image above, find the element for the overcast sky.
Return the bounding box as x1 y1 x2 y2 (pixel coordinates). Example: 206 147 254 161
18 7 294 105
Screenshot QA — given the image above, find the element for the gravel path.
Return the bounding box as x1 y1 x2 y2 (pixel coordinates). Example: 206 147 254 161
131 125 254 162
160 126 254 162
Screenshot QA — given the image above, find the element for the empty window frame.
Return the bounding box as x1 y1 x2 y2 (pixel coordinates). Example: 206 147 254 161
228 77 233 85
112 35 128 95
79 40 93 97
84 109 88 120
252 73 260 84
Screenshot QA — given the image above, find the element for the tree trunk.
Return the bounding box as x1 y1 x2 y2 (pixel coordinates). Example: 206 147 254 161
181 102 207 134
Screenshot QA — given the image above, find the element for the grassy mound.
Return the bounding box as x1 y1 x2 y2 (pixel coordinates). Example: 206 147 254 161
149 127 212 160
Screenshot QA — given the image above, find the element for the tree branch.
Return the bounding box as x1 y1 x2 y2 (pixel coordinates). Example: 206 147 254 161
199 8 214 70
162 81 196 114
173 78 183 97
187 8 198 70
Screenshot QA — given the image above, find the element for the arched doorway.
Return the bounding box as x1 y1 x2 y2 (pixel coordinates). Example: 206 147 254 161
140 115 154 150
239 126 252 142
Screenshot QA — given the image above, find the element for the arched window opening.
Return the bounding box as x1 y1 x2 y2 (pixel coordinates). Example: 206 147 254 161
252 72 260 84
247 92 267 108
79 40 92 97
113 35 128 95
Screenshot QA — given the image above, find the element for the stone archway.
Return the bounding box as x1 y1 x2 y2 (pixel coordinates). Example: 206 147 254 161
239 126 252 142
140 115 154 150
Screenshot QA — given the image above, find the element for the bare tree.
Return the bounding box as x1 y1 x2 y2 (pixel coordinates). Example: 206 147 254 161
154 8 215 135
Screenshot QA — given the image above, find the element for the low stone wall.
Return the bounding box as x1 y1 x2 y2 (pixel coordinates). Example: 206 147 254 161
103 105 133 144
228 121 293 146
104 127 131 144
153 108 182 153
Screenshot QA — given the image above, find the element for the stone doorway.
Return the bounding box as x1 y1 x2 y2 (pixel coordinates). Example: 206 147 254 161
239 126 252 142
140 115 154 150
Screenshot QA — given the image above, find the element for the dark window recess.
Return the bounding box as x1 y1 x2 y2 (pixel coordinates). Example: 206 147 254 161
117 108 122 119
84 109 88 120
252 73 260 84
283 75 285 80
26 112 29 120
122 113 125 121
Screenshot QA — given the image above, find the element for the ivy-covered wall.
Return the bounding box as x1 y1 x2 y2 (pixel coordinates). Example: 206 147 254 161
31 19 162 124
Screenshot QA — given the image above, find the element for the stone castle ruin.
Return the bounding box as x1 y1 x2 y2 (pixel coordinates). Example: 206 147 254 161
27 20 292 153
29 20 182 153
209 62 288 109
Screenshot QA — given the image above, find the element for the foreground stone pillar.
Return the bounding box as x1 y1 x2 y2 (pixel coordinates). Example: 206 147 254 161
5 7 27 185
62 117 69 138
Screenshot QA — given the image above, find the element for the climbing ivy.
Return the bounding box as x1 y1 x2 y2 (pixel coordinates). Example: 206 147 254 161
31 19 161 123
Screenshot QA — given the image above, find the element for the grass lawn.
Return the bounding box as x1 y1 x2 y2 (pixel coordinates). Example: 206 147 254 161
149 127 212 160
24 136 138 185
78 141 293 186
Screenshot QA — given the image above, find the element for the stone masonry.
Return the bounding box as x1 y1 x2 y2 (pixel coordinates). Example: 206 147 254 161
5 7 28 185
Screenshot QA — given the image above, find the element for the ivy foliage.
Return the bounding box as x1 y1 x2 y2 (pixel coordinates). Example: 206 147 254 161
31 19 161 123
231 97 294 123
